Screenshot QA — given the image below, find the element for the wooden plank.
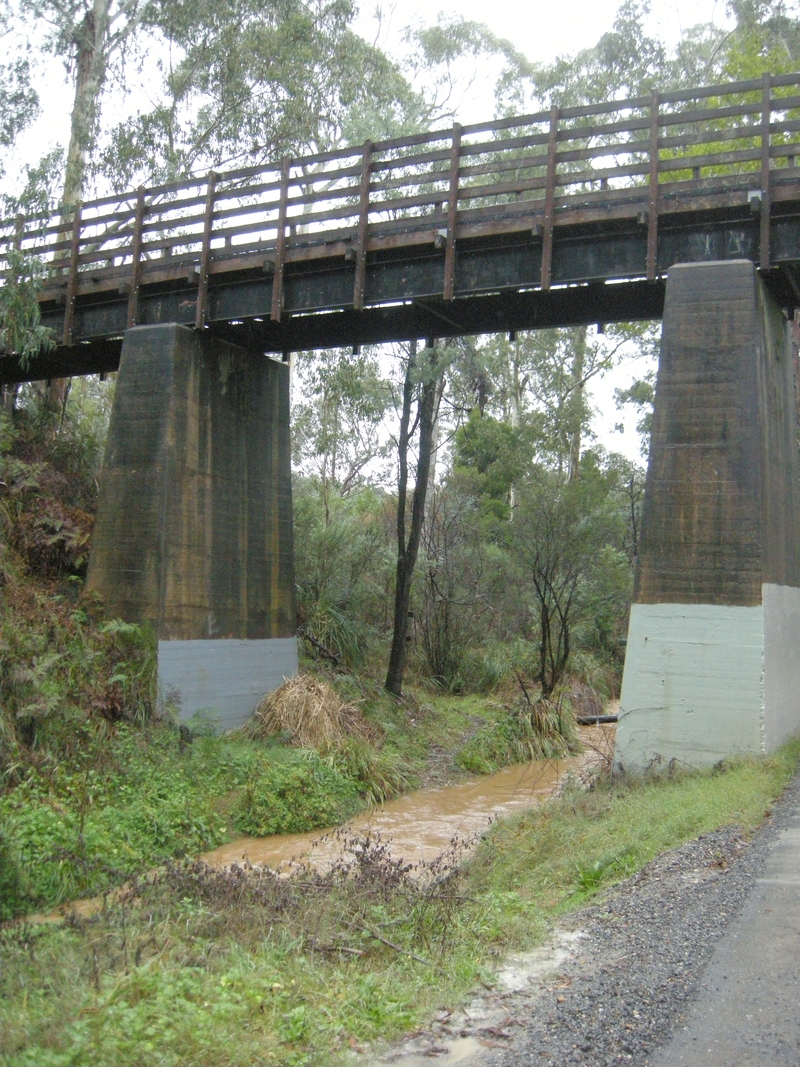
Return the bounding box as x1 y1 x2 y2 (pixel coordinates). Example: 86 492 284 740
770 72 800 89
62 202 82 347
647 92 660 282
443 123 462 301
458 151 549 181
659 123 763 150
555 114 652 141
556 138 651 166
194 171 217 330
761 71 772 268
770 118 800 135
659 74 765 105
657 145 762 172
371 162 450 194
127 186 146 328
541 106 559 291
271 158 291 322
353 140 373 311
659 102 761 128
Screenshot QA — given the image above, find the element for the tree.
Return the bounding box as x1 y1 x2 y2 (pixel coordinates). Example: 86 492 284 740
416 485 486 690
0 3 39 175
452 410 528 522
385 340 448 697
513 463 626 697
101 0 427 185
292 347 391 521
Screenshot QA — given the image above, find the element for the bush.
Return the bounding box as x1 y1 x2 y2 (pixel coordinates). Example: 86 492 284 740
234 752 362 835
0 725 257 914
321 735 411 804
457 698 576 775
0 831 28 921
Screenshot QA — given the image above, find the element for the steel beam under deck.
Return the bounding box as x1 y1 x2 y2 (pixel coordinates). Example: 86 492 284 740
4 207 800 385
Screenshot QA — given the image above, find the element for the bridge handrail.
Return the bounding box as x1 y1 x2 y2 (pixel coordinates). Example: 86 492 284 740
4 70 800 341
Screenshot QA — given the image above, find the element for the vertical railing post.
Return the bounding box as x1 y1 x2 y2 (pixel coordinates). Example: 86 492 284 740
195 171 217 330
353 140 373 311
127 186 146 328
271 158 290 323
760 71 772 269
646 91 660 282
443 122 462 301
541 105 559 291
62 202 82 347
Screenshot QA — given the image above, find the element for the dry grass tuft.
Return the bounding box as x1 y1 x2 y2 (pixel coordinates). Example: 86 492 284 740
252 673 375 748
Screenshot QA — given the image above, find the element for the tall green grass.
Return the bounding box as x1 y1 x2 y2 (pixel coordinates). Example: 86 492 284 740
2 743 797 1067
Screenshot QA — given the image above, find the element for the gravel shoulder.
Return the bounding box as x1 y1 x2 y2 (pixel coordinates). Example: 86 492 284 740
374 773 800 1067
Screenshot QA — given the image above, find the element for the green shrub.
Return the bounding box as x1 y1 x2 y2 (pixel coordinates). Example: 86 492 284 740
234 752 362 835
0 725 263 914
321 735 412 804
0 831 28 921
457 699 576 774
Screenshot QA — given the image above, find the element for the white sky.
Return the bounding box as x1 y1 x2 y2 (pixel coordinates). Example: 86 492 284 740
11 0 732 465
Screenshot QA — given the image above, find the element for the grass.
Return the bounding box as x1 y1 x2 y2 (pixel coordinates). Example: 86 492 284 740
2 741 798 1067
0 686 513 918
0 726 280 916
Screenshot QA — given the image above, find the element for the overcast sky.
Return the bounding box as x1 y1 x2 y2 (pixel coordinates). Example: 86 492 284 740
356 0 727 69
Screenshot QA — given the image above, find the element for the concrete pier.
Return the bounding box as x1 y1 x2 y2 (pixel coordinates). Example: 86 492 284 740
616 260 800 769
87 324 297 729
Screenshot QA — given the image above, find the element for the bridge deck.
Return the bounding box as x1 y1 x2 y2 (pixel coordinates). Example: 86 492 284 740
5 72 800 383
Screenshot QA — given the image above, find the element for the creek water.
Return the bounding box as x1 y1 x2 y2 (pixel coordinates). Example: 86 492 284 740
202 725 612 873
30 725 612 923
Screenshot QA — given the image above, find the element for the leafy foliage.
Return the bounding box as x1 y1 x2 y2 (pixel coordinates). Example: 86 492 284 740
0 726 268 912
457 696 577 774
234 750 362 835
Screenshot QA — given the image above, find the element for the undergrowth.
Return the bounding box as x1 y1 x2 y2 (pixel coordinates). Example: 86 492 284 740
457 693 578 774
2 743 797 1067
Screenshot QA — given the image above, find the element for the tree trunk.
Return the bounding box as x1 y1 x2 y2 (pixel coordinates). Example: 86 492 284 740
508 334 523 514
63 1 111 209
425 372 446 506
568 327 587 482
42 0 111 414
1 383 16 420
385 341 442 697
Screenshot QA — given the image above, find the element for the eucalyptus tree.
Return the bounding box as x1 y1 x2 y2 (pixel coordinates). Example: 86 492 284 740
385 339 450 697
0 2 38 174
292 346 392 519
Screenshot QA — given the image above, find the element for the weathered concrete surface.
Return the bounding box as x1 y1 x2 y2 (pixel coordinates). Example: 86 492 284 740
763 583 800 752
158 637 298 729
617 260 800 769
87 324 297 726
616 603 765 768
648 805 800 1066
635 260 800 606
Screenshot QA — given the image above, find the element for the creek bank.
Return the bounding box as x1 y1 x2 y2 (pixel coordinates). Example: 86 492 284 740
202 744 602 873
368 779 799 1067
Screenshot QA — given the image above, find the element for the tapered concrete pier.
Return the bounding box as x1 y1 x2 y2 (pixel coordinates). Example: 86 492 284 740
616 260 800 769
87 324 297 729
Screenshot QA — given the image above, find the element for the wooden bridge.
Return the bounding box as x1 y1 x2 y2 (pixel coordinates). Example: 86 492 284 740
5 71 800 383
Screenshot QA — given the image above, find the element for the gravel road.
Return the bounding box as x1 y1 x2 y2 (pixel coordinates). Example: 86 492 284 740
377 774 800 1067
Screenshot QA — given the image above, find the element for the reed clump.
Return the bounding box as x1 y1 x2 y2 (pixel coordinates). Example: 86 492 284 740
251 673 376 748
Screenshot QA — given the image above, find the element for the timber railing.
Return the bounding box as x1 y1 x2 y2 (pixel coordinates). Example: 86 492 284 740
5 71 800 343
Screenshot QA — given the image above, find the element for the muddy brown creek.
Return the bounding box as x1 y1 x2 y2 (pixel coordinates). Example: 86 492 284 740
32 726 611 923
203 725 611 873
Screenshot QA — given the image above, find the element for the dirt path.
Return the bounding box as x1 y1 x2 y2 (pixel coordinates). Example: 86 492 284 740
370 775 800 1067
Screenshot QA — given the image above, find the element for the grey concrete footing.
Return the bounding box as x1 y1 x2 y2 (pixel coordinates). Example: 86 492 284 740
158 637 299 731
